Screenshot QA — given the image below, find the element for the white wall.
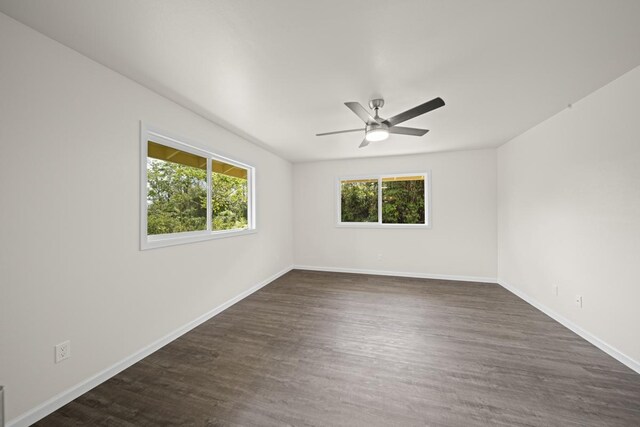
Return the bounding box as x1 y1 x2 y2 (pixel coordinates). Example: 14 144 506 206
3 5 638 423
0 13 293 423
497 66 640 367
293 149 497 280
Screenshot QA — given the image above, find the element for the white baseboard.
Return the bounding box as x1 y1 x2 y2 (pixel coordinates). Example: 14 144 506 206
10 267 636 426
498 278 640 375
293 264 497 284
7 265 294 427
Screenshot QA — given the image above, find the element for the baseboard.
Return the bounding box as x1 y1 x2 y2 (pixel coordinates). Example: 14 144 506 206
7 265 294 427
293 264 497 284
498 279 640 375
12 267 635 426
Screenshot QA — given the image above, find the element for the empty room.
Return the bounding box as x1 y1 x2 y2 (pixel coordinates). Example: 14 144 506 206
1 1 639 426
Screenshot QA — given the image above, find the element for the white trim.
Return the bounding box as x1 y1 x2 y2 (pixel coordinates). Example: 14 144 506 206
293 265 496 284
7 265 294 427
377 174 383 223
144 228 257 250
335 223 430 229
206 157 212 232
336 171 432 228
143 123 254 169
10 268 636 426
498 278 640 374
140 122 256 250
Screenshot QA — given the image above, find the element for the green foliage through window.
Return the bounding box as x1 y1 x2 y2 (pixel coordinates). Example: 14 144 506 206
146 141 250 236
212 170 248 231
147 158 207 235
340 175 426 225
381 178 425 224
340 180 378 222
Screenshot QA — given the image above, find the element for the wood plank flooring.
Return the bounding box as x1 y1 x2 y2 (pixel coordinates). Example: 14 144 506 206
35 270 640 426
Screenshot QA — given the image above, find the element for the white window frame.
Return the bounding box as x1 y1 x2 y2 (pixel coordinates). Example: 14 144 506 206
140 123 256 250
336 172 431 229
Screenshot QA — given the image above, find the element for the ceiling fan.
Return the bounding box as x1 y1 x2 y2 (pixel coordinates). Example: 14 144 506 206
316 97 445 148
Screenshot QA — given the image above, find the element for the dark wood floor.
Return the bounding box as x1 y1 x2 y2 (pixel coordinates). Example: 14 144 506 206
36 270 640 426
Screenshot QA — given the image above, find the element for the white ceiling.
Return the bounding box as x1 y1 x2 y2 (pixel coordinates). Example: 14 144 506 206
2 1 640 162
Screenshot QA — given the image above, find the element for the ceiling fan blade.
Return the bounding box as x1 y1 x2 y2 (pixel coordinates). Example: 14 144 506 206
345 102 380 124
316 128 364 137
388 126 429 137
384 97 445 127
359 138 370 148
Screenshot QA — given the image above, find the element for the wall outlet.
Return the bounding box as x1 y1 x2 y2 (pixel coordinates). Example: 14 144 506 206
553 285 559 296
377 253 383 260
55 340 71 363
575 295 583 308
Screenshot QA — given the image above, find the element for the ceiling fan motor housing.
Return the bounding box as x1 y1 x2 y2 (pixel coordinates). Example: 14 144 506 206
366 122 388 133
368 98 385 110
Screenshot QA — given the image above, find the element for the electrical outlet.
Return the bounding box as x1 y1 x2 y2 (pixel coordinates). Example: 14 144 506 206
553 285 559 296
55 340 71 363
575 295 583 308
377 253 383 260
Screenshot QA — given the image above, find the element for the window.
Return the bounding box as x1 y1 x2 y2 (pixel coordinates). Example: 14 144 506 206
141 125 255 249
337 173 430 227
340 178 378 223
211 159 249 231
146 141 208 235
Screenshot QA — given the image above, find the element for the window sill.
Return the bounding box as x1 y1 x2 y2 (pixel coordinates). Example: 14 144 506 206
141 228 257 250
336 223 431 229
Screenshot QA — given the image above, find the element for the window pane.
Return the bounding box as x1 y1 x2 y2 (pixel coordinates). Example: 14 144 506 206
147 141 208 235
341 179 378 222
212 159 248 231
381 176 425 224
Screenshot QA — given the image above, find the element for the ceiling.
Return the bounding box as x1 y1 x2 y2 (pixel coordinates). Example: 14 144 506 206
2 1 640 162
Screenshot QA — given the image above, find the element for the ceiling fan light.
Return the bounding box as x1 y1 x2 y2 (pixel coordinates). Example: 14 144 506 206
365 128 389 142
